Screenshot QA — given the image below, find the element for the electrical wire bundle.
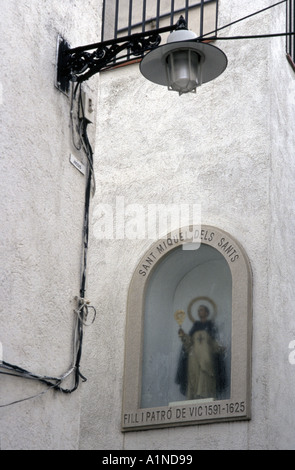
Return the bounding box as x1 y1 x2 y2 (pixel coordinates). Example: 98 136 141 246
0 82 96 407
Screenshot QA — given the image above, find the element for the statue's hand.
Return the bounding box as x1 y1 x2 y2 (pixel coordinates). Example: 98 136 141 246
178 328 185 337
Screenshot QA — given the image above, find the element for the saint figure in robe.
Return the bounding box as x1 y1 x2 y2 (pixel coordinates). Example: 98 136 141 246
175 305 226 400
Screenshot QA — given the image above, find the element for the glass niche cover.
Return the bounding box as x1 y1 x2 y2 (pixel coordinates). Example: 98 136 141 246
142 244 231 408
122 227 252 431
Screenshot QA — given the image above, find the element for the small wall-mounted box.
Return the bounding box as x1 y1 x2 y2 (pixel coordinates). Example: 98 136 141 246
79 90 94 123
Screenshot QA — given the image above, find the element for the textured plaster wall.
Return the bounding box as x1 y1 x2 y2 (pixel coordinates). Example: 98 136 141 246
267 4 295 449
1 0 295 451
80 0 295 450
0 0 100 450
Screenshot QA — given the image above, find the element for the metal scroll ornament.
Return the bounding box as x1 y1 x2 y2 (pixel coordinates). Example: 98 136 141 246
59 33 162 84
56 15 189 93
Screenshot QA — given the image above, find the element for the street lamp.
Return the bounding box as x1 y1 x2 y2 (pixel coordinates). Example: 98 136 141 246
140 25 227 95
140 15 227 95
56 16 227 96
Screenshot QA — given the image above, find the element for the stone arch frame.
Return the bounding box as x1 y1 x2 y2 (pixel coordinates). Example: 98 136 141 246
122 225 252 431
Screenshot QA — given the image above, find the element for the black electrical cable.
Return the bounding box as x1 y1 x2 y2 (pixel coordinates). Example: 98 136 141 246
0 82 95 406
198 0 288 41
201 31 295 41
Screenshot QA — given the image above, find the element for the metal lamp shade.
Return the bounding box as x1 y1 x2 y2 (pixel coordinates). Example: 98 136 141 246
140 40 228 95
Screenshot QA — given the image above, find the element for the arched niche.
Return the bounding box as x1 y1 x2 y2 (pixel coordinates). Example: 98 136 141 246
122 226 252 431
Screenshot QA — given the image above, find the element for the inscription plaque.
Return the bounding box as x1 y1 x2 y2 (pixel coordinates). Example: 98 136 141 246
122 225 252 431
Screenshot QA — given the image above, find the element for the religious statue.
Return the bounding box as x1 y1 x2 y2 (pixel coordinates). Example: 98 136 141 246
175 300 226 400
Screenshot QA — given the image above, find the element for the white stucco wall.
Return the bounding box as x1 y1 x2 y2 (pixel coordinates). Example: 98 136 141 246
79 0 295 450
1 0 295 451
0 0 100 450
267 3 295 449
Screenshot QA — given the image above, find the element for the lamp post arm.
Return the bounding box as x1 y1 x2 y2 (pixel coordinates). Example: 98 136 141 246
56 16 188 91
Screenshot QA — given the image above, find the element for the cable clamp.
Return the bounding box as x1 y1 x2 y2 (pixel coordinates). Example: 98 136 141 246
74 296 96 326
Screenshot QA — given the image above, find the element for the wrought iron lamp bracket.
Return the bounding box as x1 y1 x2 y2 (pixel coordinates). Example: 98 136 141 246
56 16 188 94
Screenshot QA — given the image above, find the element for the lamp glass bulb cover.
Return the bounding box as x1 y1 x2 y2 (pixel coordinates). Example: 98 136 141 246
166 49 202 95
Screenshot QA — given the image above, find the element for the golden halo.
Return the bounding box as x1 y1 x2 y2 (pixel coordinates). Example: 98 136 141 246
188 296 217 323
